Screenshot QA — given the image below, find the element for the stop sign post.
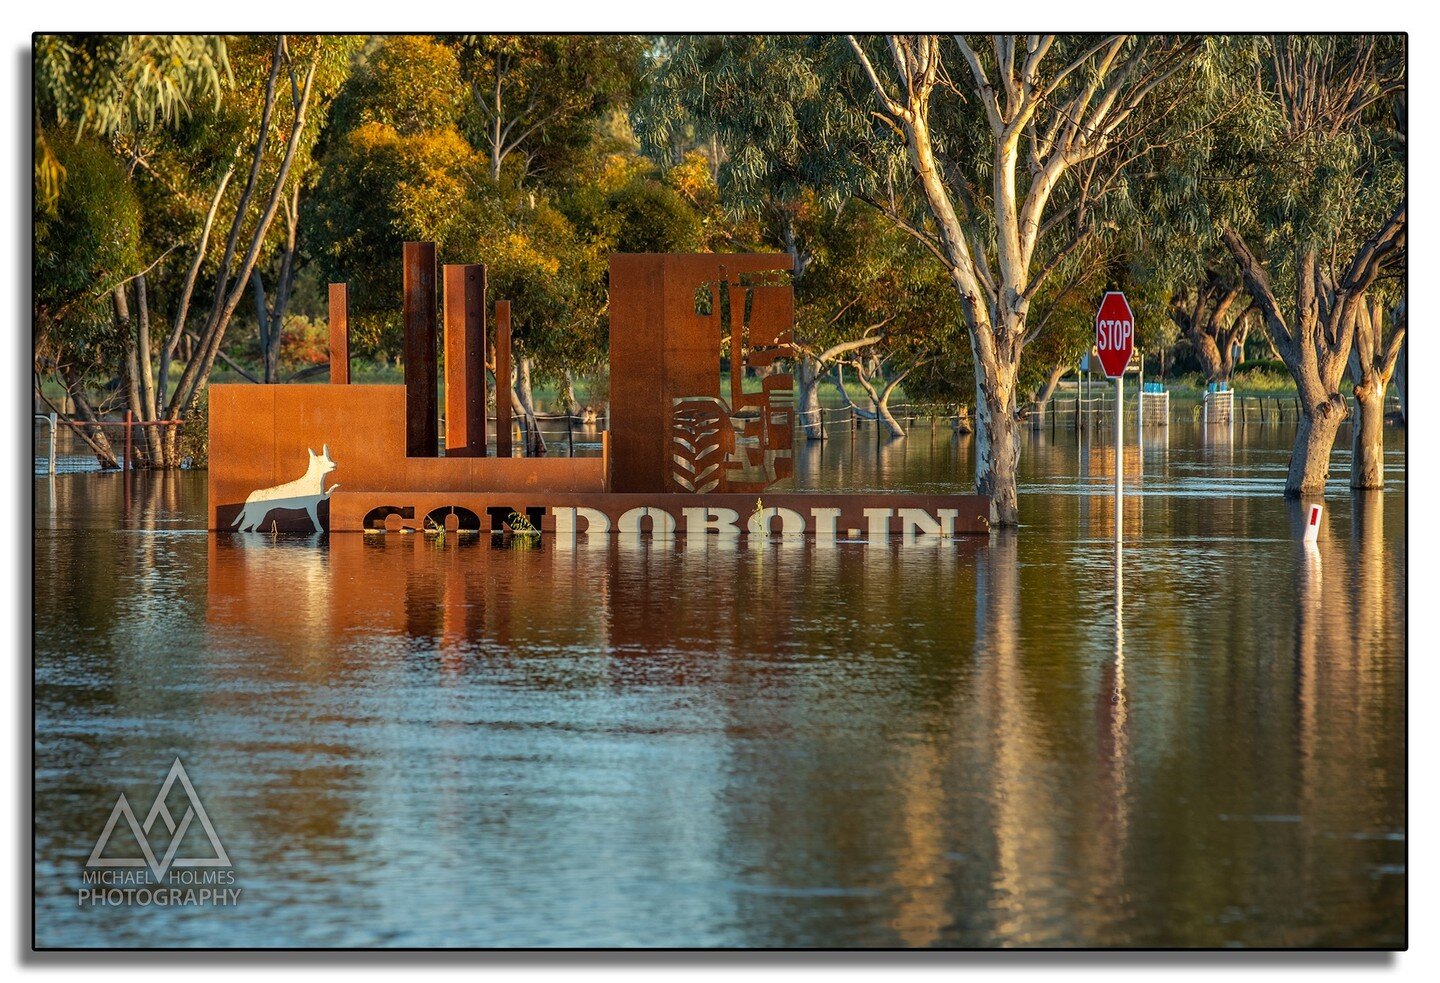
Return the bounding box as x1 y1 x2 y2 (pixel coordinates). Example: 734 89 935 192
1095 291 1135 546
1095 291 1135 379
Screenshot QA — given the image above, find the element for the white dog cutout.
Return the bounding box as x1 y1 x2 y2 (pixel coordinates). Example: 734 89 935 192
232 445 339 533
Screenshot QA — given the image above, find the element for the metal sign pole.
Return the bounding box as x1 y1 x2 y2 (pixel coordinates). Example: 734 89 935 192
1115 373 1123 545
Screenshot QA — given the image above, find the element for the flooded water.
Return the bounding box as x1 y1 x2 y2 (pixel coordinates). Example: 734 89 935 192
33 420 1405 948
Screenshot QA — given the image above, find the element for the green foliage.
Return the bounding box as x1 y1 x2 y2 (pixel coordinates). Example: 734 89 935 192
34 34 231 207
312 117 486 352
329 35 464 137
33 136 142 370
315 119 603 367
454 35 647 185
606 178 702 253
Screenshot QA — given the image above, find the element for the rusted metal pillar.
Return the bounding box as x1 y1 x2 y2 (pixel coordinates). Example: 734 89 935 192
328 283 350 384
495 300 512 458
403 241 439 457
443 264 487 457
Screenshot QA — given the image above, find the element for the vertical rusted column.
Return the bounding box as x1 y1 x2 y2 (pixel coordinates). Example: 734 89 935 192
443 264 487 456
328 283 350 385
495 300 513 457
403 242 439 457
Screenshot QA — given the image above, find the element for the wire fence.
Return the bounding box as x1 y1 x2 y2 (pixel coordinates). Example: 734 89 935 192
33 412 186 475
1020 388 1403 428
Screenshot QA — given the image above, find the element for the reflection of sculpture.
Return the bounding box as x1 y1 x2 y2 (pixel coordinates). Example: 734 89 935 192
232 445 339 532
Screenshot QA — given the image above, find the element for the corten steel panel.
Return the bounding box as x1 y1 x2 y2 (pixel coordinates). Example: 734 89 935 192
607 255 667 492
328 283 350 385
208 384 278 529
443 264 487 457
494 300 513 458
210 381 604 529
608 254 795 495
328 490 992 535
273 385 407 490
744 284 794 361
609 254 793 495
403 241 439 457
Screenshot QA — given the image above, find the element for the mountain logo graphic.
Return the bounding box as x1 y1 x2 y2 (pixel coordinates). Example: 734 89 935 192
87 758 231 881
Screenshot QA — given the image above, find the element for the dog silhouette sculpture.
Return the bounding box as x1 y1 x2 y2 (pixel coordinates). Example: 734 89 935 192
232 445 339 533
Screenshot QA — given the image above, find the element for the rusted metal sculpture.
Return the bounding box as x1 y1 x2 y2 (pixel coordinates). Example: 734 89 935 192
608 254 797 495
443 264 486 457
207 243 993 537
328 283 349 385
402 241 438 457
494 300 513 458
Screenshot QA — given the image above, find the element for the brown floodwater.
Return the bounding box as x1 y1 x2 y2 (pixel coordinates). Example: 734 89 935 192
33 419 1405 947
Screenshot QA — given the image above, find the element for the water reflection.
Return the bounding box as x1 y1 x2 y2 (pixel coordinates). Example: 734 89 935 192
33 422 1405 947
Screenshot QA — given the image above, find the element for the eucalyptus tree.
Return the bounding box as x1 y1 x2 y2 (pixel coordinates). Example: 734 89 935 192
452 35 645 185
34 34 229 210
844 35 1202 524
636 38 958 442
35 35 354 467
639 35 1199 524
34 34 229 464
1347 291 1405 488
1213 35 1405 496
33 137 142 467
316 35 677 448
1167 268 1256 385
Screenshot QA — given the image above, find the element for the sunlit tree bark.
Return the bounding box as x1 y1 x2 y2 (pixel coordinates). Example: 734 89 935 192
1347 295 1405 489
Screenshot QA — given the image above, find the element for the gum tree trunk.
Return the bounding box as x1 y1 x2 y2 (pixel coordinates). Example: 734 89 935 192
1289 395 1346 495
1172 272 1250 386
1030 363 1067 426
975 370 1020 525
845 36 1183 525
796 356 823 440
1350 384 1386 489
1395 333 1406 424
514 356 547 455
1346 296 1403 489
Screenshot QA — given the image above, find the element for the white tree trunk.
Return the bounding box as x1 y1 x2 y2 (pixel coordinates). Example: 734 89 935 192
1350 383 1387 489
975 368 1020 525
796 356 823 440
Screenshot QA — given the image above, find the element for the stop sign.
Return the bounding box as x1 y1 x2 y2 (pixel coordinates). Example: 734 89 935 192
1094 291 1135 379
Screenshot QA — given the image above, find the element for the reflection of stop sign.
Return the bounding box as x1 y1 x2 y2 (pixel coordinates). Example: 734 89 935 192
1095 291 1135 379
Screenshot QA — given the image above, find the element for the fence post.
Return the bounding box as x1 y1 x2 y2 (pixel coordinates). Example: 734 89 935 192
48 412 57 475
567 413 574 457
124 410 133 471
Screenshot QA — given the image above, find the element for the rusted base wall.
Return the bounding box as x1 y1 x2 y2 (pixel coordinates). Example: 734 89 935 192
329 491 993 537
208 384 603 531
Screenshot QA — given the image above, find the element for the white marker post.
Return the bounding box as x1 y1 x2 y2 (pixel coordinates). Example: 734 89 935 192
1304 503 1323 543
1095 292 1136 547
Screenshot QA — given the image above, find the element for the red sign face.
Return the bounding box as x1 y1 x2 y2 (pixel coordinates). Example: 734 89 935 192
1095 291 1135 379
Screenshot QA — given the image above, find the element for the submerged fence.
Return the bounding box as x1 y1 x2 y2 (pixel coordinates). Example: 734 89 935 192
1020 386 1403 430
34 387 1405 474
33 412 185 475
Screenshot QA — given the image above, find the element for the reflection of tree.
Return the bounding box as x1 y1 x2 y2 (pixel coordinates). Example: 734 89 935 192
976 531 1060 945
